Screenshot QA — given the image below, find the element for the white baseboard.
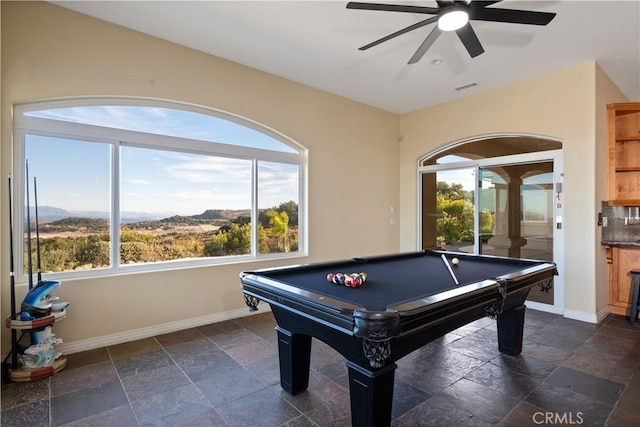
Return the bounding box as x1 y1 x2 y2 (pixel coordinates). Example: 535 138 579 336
57 306 271 355
525 301 562 315
562 307 604 324
526 302 610 325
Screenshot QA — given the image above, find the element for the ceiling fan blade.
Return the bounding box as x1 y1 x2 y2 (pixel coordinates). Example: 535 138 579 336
465 1 502 7
408 26 442 64
456 24 485 58
470 6 556 26
359 16 438 50
346 2 439 15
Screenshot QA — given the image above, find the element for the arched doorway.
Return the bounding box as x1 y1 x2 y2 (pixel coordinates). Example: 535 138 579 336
418 134 564 313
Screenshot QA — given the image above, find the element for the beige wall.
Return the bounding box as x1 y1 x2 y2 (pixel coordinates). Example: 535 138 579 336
1 2 400 350
399 62 627 321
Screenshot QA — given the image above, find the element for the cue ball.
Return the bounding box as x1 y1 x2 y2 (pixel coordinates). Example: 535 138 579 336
452 258 459 265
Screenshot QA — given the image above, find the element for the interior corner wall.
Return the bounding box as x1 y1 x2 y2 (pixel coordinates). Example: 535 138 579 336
0 1 400 351
594 64 629 316
398 62 601 321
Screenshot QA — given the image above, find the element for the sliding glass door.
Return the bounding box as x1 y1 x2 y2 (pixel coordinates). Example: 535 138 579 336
478 162 555 305
420 152 563 313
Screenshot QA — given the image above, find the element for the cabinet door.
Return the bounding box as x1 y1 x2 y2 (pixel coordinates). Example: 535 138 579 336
613 248 640 309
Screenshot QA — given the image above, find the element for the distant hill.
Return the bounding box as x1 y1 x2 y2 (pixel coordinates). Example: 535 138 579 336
29 206 249 224
30 205 295 237
192 209 250 220
51 217 109 228
40 217 109 233
152 209 250 226
29 206 166 223
28 206 73 221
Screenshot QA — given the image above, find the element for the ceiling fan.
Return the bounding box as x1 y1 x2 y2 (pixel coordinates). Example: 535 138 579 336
346 1 556 64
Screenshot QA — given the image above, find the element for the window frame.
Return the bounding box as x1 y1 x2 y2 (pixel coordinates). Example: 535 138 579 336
12 98 307 281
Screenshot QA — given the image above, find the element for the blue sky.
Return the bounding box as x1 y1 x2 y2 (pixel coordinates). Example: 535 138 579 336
28 106 297 153
25 106 299 215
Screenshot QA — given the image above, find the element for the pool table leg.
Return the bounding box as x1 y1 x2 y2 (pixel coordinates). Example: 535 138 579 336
496 304 526 356
346 361 397 427
276 326 312 394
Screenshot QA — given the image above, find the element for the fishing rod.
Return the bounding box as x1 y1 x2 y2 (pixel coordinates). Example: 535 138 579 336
8 175 18 369
34 176 42 284
25 160 34 291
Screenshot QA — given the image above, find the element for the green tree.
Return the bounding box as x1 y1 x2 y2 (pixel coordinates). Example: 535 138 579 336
257 223 269 253
275 201 298 227
44 249 73 272
121 227 155 245
265 210 290 252
437 181 470 201
436 191 475 244
204 223 251 256
479 209 495 238
77 240 110 267
435 181 495 246
157 243 190 261
232 215 251 227
121 241 155 264
259 201 298 227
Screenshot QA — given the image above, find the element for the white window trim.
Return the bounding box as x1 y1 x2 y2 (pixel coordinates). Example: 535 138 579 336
12 98 308 282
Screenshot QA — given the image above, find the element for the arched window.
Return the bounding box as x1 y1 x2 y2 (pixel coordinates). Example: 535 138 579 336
13 99 306 280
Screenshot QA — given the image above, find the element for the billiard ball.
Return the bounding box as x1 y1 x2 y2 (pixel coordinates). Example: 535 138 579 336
452 258 459 265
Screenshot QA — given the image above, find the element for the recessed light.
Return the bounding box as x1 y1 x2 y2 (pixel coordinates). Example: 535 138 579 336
431 59 444 65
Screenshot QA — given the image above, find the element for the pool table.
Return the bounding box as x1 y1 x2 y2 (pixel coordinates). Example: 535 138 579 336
240 250 556 427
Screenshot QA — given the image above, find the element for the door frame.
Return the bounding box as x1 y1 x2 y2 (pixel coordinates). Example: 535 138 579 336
417 145 564 314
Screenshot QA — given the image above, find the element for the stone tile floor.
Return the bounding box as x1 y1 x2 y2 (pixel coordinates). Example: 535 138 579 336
1 310 638 426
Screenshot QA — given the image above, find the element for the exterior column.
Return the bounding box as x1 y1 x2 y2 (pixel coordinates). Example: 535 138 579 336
489 173 527 257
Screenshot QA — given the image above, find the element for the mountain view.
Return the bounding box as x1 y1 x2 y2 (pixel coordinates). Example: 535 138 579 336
25 202 298 273
32 207 251 235
30 205 186 224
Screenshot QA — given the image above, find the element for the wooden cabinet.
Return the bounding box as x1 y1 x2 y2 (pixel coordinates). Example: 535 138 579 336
608 103 640 205
606 104 640 316
607 246 640 316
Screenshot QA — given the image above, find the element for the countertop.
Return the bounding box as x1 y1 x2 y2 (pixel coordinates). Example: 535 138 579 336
601 240 640 248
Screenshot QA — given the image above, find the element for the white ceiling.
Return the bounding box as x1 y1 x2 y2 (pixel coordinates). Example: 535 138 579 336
52 1 640 114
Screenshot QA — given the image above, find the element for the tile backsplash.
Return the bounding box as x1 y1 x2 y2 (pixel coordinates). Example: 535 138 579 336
601 202 640 243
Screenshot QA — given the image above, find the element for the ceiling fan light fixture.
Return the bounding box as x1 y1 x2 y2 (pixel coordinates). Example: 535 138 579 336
437 9 469 31
348 1 556 62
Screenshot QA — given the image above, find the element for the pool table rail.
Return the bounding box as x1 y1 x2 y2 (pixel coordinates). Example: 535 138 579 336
241 274 359 336
241 272 504 343
496 262 557 297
